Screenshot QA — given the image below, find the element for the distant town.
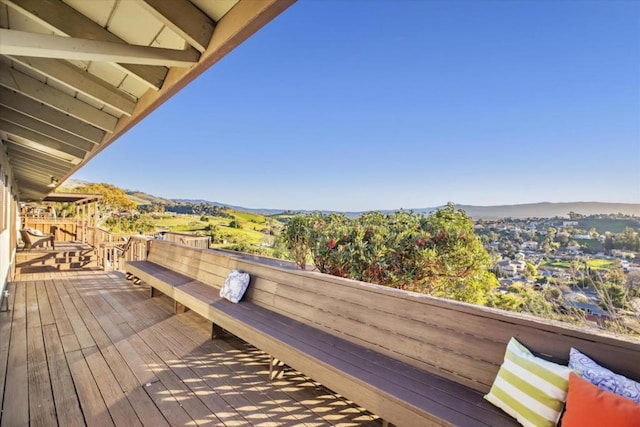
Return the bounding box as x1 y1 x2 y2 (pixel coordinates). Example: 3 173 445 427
475 213 640 323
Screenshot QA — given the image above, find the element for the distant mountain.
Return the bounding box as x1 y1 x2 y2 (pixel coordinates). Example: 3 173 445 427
177 200 640 219
173 199 287 215
447 202 640 219
125 190 174 206
59 178 91 190
62 180 640 219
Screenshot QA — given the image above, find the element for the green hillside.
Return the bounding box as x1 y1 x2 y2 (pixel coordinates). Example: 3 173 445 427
150 211 281 252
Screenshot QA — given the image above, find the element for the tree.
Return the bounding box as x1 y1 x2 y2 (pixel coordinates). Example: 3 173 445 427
626 270 640 296
281 204 498 305
73 183 136 213
524 262 537 279
280 215 312 269
598 283 629 310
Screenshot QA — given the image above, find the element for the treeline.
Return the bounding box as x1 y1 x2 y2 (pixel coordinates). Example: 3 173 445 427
604 227 640 252
164 202 232 218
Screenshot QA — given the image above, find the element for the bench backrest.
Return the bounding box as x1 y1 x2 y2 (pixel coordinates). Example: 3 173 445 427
148 240 640 393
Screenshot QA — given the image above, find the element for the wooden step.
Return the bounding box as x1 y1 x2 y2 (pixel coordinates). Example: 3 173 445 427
16 244 98 273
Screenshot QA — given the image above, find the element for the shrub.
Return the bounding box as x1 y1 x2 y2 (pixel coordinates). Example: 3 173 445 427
282 204 498 304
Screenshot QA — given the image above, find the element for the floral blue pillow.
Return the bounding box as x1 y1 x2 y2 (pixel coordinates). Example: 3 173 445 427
569 348 640 403
220 270 250 303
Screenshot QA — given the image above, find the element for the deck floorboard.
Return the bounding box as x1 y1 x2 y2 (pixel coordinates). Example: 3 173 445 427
2 270 380 426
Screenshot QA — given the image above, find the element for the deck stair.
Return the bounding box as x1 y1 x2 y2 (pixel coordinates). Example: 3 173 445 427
15 243 98 274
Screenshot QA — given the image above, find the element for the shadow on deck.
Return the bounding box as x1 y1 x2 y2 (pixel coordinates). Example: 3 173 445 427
15 242 98 274
0 269 379 426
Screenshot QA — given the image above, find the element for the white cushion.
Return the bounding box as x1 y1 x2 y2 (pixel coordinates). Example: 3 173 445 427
220 270 250 303
484 337 572 427
24 227 44 236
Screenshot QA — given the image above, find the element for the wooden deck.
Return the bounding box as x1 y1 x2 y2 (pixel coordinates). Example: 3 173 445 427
0 270 380 426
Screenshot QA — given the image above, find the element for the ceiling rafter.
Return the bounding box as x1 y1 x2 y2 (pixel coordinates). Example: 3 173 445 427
0 106 95 152
13 181 54 196
11 163 65 182
0 66 118 132
0 119 86 159
137 0 216 53
1 0 169 89
0 87 106 144
9 56 137 117
0 30 200 67
9 157 71 175
7 142 75 170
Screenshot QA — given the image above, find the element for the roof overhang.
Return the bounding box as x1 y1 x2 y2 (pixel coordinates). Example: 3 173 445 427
42 192 102 204
0 0 295 202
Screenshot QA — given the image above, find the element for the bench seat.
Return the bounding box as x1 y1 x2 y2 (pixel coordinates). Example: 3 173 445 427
126 260 192 297
126 241 640 427
210 298 517 426
127 259 516 426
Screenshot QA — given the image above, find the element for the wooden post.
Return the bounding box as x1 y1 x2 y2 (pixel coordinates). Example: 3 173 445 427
269 356 285 380
174 301 188 314
211 323 225 340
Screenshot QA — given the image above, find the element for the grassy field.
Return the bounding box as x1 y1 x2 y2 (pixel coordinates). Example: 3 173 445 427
149 211 281 250
542 260 573 269
579 218 640 234
586 258 615 270
541 259 615 270
574 238 602 249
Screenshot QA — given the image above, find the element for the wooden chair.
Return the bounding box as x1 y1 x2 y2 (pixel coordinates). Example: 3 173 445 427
20 229 55 250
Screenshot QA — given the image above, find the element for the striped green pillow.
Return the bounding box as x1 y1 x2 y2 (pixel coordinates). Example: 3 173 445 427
484 337 572 427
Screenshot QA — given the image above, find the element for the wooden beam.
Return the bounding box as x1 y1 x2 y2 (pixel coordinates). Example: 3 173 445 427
10 158 63 175
9 163 69 184
1 0 168 90
8 155 70 175
0 106 95 152
0 30 200 67
10 56 137 116
9 150 70 170
0 87 106 144
137 0 216 53
0 119 86 159
6 142 76 170
0 66 118 132
13 181 50 196
14 185 46 201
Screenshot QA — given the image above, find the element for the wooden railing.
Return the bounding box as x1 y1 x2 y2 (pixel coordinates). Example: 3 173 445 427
98 236 151 271
23 218 80 242
159 231 210 249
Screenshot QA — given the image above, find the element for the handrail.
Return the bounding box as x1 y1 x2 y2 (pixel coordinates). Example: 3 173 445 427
98 236 151 271
159 231 210 249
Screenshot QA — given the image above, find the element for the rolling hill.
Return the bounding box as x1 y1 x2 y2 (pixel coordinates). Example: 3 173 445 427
62 179 640 219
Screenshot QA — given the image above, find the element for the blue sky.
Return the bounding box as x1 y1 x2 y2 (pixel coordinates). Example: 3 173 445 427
74 0 640 211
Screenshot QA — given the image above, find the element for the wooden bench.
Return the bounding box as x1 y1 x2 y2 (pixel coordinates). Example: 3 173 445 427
126 240 640 427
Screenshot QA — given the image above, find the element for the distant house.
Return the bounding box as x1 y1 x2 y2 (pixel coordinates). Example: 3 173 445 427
563 292 611 324
568 301 611 323
563 221 579 227
497 259 526 277
521 241 538 251
573 234 591 240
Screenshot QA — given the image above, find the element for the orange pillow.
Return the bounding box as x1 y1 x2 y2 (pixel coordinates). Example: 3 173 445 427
562 372 640 427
